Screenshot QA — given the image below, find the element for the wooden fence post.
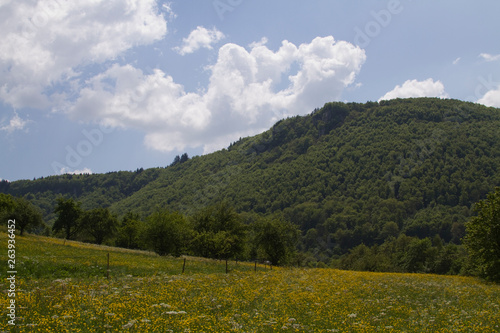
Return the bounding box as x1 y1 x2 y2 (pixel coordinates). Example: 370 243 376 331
106 253 110 279
182 258 186 274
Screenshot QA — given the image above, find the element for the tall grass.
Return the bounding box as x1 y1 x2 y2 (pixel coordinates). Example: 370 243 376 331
1 233 499 332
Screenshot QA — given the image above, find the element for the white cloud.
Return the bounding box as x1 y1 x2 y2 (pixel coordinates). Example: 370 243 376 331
174 26 225 55
71 63 211 151
70 36 366 153
1 112 28 133
379 79 448 101
59 167 93 175
0 0 167 110
477 87 500 108
452 57 461 65
479 53 500 62
162 2 177 20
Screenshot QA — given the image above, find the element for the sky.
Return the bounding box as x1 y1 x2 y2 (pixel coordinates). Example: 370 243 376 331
1 0 500 181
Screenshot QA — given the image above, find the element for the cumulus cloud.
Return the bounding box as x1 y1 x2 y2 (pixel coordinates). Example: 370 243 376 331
1 113 28 133
174 26 225 55
59 167 93 175
71 36 366 153
479 53 500 62
0 0 167 110
70 64 211 151
1 2 366 155
477 87 500 108
379 79 448 101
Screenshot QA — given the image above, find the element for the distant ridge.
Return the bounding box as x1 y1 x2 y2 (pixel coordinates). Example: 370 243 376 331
2 98 500 253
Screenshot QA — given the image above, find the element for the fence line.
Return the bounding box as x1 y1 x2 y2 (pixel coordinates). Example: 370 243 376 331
18 253 274 278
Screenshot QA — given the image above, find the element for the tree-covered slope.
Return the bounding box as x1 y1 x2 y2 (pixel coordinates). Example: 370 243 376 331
0 168 162 223
2 98 500 253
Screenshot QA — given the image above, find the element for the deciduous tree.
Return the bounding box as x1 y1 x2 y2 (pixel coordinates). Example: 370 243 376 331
191 202 246 260
53 197 82 239
464 187 500 282
80 207 118 245
253 217 300 265
5 197 43 236
142 210 192 256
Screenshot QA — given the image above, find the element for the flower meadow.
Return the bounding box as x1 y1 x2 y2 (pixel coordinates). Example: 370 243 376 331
1 234 500 332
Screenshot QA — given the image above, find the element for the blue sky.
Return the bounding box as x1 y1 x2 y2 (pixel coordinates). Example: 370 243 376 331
1 0 500 181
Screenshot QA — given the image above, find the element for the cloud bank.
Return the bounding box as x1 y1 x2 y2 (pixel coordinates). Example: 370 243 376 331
0 0 167 110
70 36 366 153
379 79 448 101
0 1 366 155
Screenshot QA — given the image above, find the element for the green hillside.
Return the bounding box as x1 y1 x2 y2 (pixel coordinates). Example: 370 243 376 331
2 98 500 266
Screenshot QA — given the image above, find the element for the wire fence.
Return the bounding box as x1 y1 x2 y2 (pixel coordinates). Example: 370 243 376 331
9 253 273 279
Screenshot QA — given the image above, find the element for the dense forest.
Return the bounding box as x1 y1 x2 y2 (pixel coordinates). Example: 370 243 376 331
1 98 500 275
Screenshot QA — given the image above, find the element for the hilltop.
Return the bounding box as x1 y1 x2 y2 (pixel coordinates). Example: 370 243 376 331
1 98 500 261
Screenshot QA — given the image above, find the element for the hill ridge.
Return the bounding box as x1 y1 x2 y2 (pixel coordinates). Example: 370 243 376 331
2 98 500 253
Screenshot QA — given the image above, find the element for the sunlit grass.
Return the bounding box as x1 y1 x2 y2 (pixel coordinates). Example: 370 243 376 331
1 233 499 332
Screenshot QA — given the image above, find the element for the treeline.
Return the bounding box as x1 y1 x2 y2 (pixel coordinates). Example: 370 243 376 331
2 190 499 281
336 235 469 275
50 198 300 266
1 193 467 273
0 168 163 224
1 98 499 275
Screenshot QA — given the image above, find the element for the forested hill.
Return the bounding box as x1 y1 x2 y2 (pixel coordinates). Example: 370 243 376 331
2 98 500 251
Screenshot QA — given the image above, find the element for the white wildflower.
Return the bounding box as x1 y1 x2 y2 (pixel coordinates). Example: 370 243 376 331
122 320 137 329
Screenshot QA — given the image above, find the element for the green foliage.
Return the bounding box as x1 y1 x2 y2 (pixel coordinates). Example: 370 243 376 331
464 187 500 282
191 202 246 260
251 217 300 265
115 211 143 249
2 196 44 235
0 168 162 224
142 210 192 256
79 207 118 245
1 98 500 274
339 235 468 275
52 197 82 239
0 193 15 213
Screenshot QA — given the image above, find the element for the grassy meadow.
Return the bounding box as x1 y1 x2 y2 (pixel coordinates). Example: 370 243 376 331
1 232 499 332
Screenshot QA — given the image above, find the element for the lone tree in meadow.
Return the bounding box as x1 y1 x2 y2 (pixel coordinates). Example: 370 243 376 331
464 187 500 282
